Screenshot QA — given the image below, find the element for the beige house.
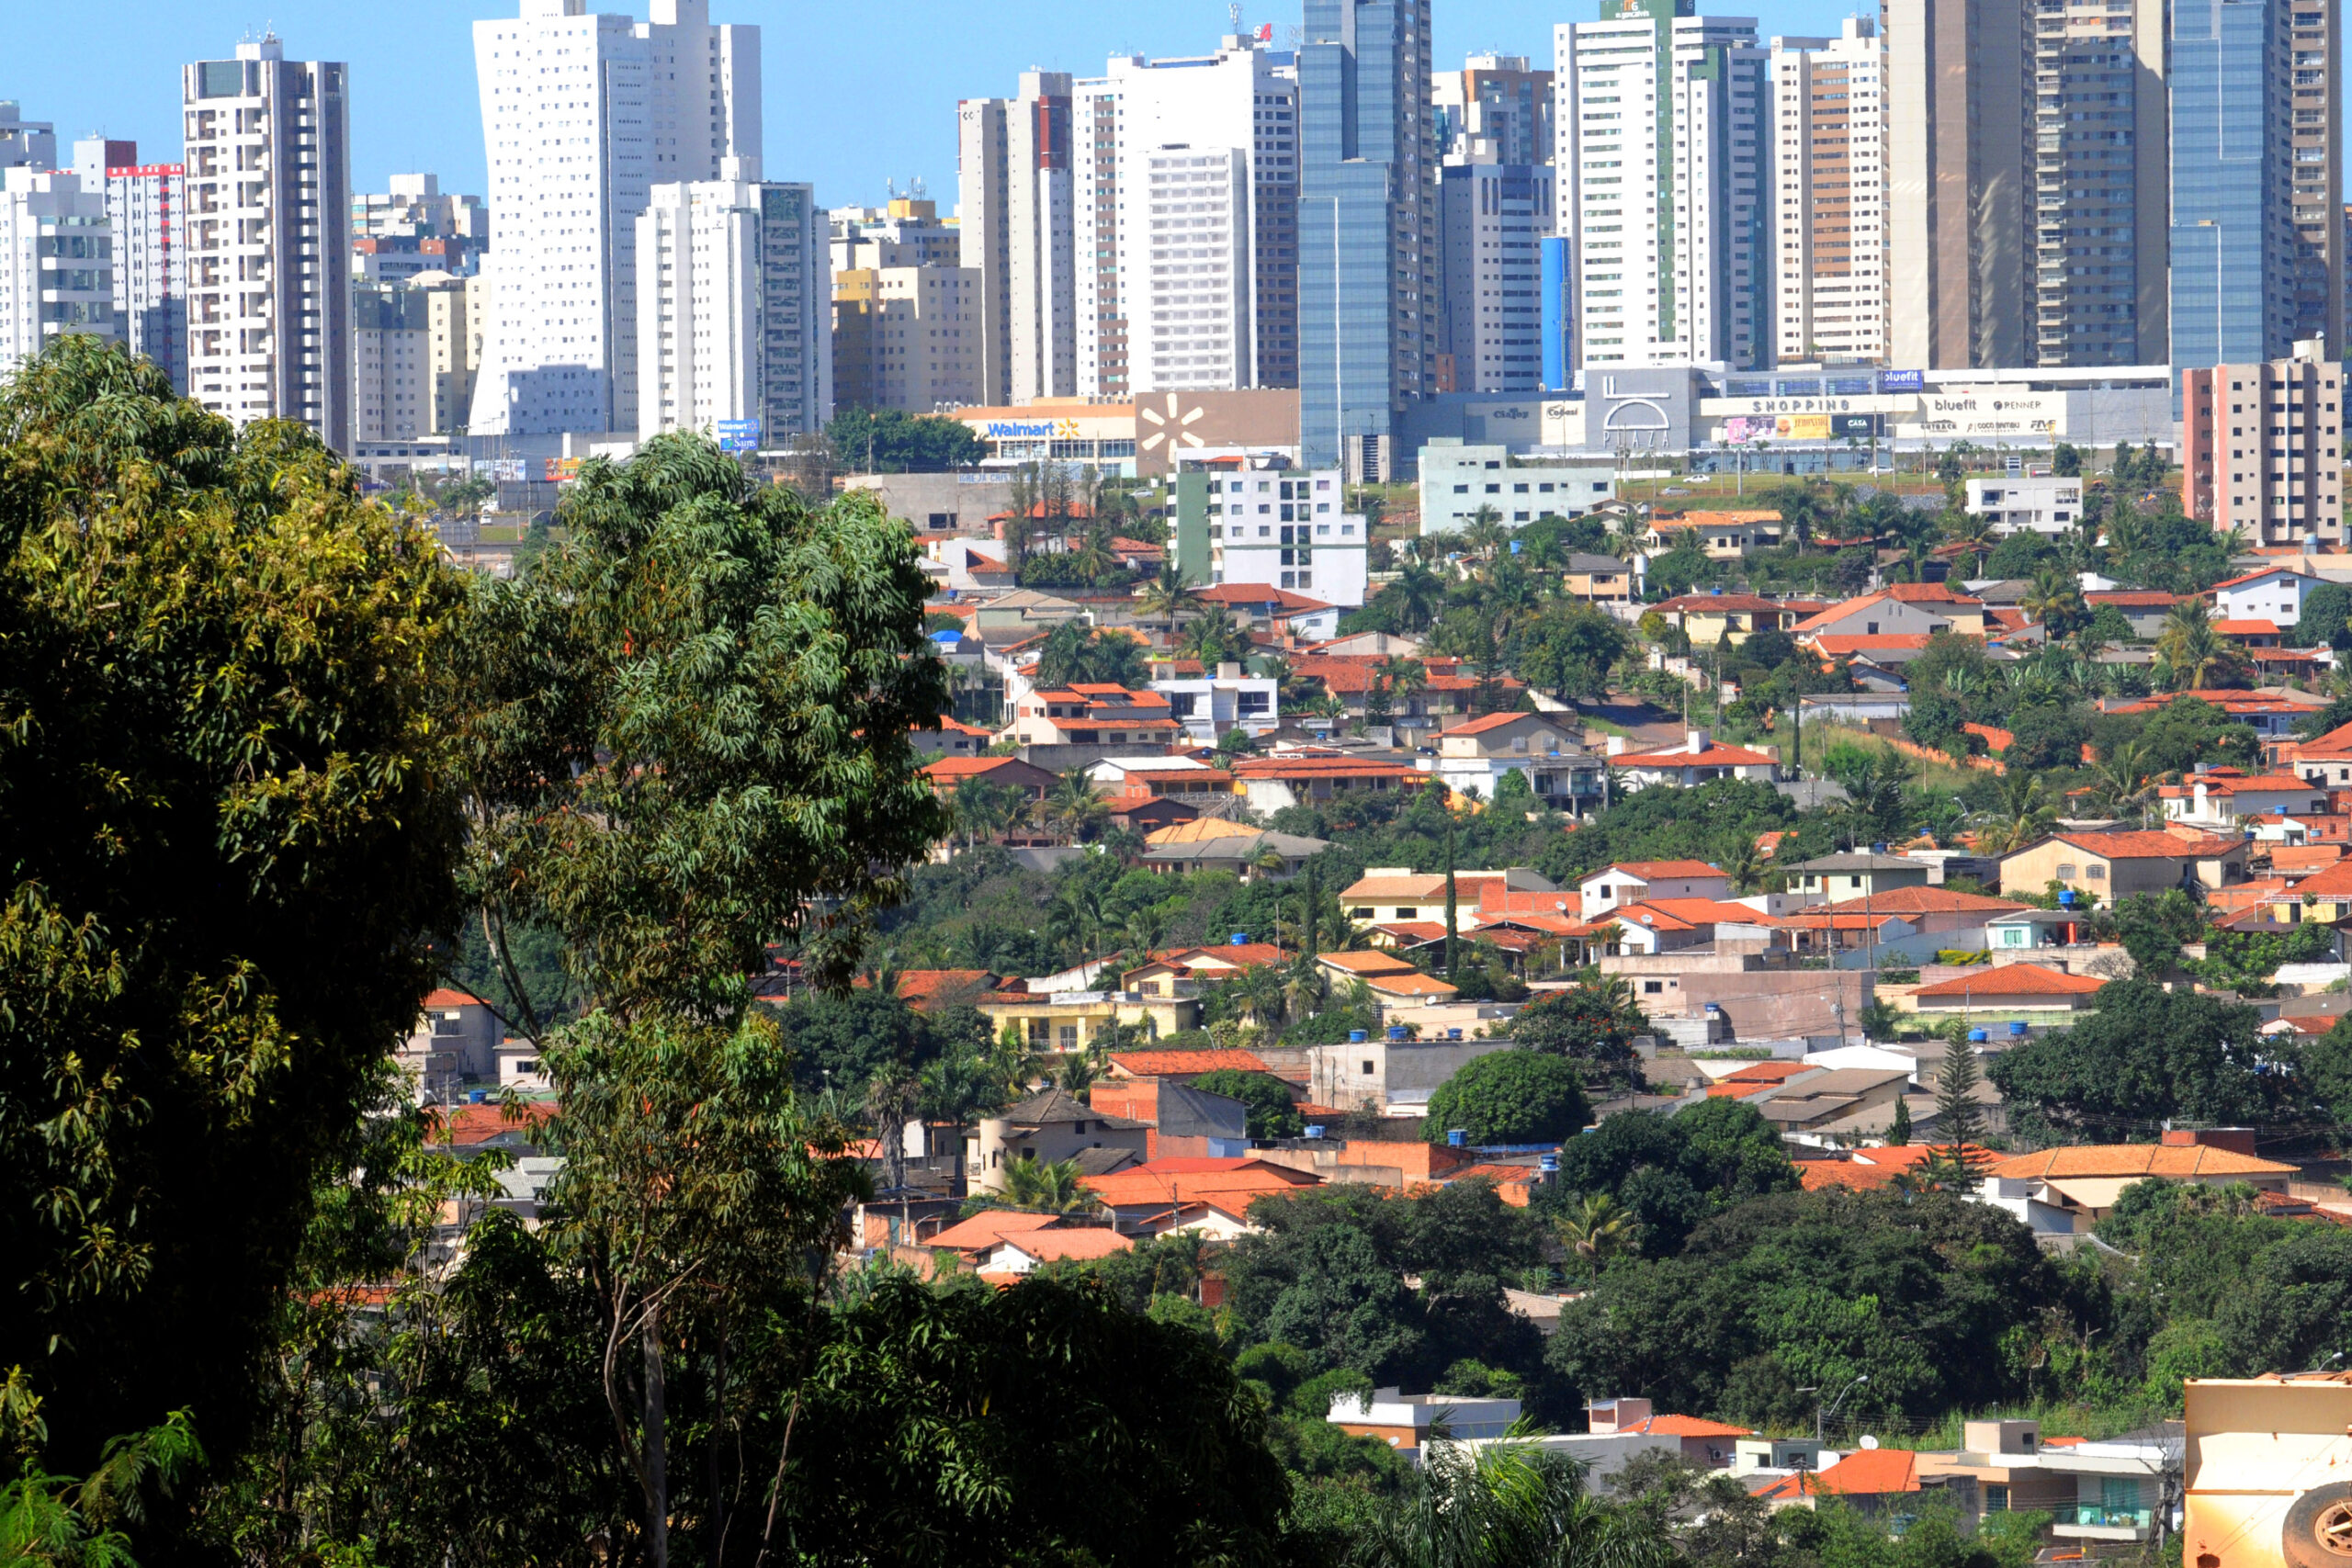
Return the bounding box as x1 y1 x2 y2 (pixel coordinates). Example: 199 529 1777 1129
1562 554 1637 604
1651 592 1809 647
1644 510 1781 557
965 1088 1150 1195
1996 829 2248 899
1981 1136 2294 1233
1341 866 1554 924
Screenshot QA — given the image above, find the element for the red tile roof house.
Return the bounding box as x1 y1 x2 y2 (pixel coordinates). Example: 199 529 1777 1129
1905 964 2108 1014
1576 860 1734 920
1755 1447 1921 1513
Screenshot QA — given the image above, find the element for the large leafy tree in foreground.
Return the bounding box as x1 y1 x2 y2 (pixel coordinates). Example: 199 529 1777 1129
0 338 466 1470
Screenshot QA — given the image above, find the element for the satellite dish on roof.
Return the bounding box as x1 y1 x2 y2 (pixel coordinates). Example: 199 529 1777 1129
1860 1435 1879 1450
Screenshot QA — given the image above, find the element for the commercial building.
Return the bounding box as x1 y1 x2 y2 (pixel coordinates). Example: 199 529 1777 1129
1439 157 1556 396
2179 341 2346 546
2030 0 2169 367
181 35 354 450
1884 0 2030 370
959 73 1074 406
1434 53 1554 167
469 0 762 436
72 138 186 393
1556 1 1773 374
1770 19 1888 366
1299 0 1438 479
1077 36 1300 399
634 179 828 442
0 103 55 173
1418 440 1615 530
0 169 117 378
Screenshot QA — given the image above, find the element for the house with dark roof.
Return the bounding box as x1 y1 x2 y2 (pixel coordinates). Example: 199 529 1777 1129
965 1088 1151 1196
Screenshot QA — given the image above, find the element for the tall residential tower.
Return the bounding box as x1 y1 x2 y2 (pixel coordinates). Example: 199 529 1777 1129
180 36 353 449
469 0 762 435
1770 19 1888 365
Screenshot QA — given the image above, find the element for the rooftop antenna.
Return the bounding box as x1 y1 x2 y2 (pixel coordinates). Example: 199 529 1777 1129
910 175 928 200
1230 3 1244 32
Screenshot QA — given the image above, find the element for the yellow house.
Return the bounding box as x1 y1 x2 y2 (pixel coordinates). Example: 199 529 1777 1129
977 989 1196 1053
1562 553 1637 604
1652 592 1810 646
1997 829 2248 900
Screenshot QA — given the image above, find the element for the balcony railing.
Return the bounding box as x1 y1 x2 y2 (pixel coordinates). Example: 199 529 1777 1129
2058 1505 2153 1533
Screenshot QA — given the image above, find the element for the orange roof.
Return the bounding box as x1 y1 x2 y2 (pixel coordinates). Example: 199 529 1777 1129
994 1228 1135 1263
1988 1144 2297 1180
1374 920 1453 943
1231 755 1421 780
1600 860 1727 881
1193 583 1339 614
1665 509 1781 526
1446 710 1560 736
2045 829 2245 861
1626 1414 1756 1438
1654 592 1792 615
1082 1161 1322 1209
1808 887 2030 917
1107 1050 1272 1078
421 987 489 1010
2212 565 2320 591
1366 972 1463 998
922 755 1034 779
1910 964 2106 998
423 1101 559 1147
1613 742 1779 769
926 1210 1067 1253
1144 943 1289 971
1319 950 1420 976
1724 1061 1818 1084
2292 719 2352 759
2215 619 2283 637
1810 634 1937 657
1814 1449 1920 1495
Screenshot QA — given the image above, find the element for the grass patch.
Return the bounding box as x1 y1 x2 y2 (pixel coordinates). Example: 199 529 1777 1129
1793 719 1983 796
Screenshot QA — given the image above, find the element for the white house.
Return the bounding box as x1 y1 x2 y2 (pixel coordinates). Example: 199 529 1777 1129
2213 567 2323 629
1965 475 2084 536
1577 860 1735 921
1605 729 1779 793
1148 660 1279 743
2157 767 2330 828
1417 711 1605 811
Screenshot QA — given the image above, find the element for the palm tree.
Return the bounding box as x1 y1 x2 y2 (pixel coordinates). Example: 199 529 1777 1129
2091 739 2154 821
2157 598 2233 692
1555 1193 1639 1286
1065 524 1118 583
2021 568 2086 637
953 777 1029 850
1348 1436 1675 1568
1942 509 1997 578
1393 561 1446 633
1462 506 1510 570
1124 906 1168 960
1236 962 1290 1031
1042 769 1110 846
999 1156 1091 1213
1376 656 1429 724
1136 557 1204 638
1976 772 2055 856
1285 953 1332 1021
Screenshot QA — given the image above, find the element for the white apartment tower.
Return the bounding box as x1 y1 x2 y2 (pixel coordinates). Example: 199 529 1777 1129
635 179 828 442
959 73 1076 405
0 169 117 378
181 37 355 451
1771 19 1888 365
1440 158 1557 394
1122 148 1254 393
1556 2 1772 371
1071 38 1300 398
73 138 187 392
0 103 56 173
469 0 761 435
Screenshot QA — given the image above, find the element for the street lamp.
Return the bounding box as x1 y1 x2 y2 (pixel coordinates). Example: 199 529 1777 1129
1795 1373 1870 1444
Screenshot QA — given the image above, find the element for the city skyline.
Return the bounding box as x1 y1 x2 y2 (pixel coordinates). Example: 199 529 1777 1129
9 0 1977 211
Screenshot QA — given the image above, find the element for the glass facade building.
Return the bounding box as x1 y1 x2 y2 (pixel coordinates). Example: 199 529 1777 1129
1299 0 1436 478
2170 0 2297 373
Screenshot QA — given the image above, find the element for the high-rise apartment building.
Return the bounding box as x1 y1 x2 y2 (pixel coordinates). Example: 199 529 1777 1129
832 264 978 413
1072 37 1300 399
1436 55 1555 167
634 179 828 443
352 271 482 443
958 73 1075 406
0 169 116 377
1439 157 1557 394
1885 0 2030 368
2180 342 2344 545
1556 0 1772 374
830 197 961 272
1300 0 1437 479
181 36 354 450
0 103 55 172
469 0 762 436
2030 0 2168 366
72 137 186 392
1123 147 1255 393
353 174 491 281
2284 1 2341 353
2170 0 2298 370
1770 19 1889 365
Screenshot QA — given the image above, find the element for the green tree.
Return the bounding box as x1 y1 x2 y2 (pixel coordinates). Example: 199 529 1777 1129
1555 1193 1639 1286
1987 978 2293 1134
2295 581 2352 649
824 407 989 473
1519 603 1634 705
1544 1099 1797 1255
0 340 467 1475
1190 1069 1306 1140
1508 982 1652 1087
1423 1053 1592 1145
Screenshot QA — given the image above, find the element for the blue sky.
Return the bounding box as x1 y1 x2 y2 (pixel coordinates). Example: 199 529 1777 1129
14 0 1901 206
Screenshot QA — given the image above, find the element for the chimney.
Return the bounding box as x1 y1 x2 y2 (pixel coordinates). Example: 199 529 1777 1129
1216 660 1242 682
1587 1396 1652 1435
1687 727 1709 755
2160 1127 2259 1156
